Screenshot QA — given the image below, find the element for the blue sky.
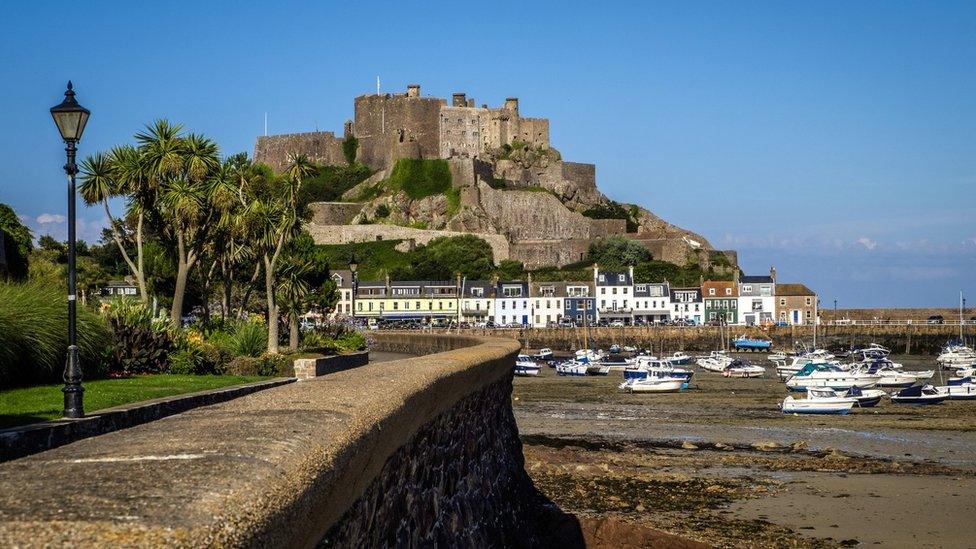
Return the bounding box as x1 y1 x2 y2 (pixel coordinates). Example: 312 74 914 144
0 1 973 307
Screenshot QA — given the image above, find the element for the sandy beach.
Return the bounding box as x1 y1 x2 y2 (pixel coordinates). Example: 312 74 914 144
514 353 976 548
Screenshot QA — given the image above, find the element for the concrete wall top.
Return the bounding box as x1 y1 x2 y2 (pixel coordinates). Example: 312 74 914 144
0 333 520 547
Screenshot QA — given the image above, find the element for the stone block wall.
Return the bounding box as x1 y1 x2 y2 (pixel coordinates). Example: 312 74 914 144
510 238 592 267
253 131 345 173
321 377 535 546
293 351 369 381
589 218 629 237
478 185 593 241
354 93 446 170
308 202 364 225
305 223 511 264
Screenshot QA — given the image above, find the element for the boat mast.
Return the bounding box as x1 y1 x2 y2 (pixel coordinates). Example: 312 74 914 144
812 296 818 349
960 290 964 342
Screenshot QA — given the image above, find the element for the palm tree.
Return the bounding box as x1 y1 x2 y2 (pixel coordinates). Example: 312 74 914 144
79 147 150 302
257 153 315 353
139 122 221 325
277 260 312 350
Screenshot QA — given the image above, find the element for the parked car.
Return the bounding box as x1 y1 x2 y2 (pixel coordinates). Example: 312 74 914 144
927 315 945 324
609 320 625 327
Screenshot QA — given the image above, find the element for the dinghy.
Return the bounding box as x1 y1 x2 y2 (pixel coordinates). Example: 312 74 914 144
781 387 856 415
890 384 948 405
514 355 541 376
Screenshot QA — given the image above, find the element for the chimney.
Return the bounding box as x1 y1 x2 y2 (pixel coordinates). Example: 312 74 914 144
628 265 634 283
593 263 599 284
504 97 519 114
452 92 467 107
407 84 420 97
466 98 475 108
770 265 777 283
385 272 391 292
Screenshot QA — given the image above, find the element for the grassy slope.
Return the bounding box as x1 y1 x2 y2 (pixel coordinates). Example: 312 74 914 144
0 375 268 429
313 239 411 280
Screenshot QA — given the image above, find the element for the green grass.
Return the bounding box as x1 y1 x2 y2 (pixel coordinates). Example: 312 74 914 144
0 374 269 429
313 239 412 280
387 158 452 199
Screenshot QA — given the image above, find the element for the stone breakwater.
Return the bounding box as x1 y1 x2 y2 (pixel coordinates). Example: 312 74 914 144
322 378 535 546
495 324 970 355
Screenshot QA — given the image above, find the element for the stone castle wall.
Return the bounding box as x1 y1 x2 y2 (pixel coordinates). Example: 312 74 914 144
477 184 592 241
510 238 592 267
589 218 628 238
309 202 364 225
354 92 446 170
253 131 345 173
305 223 511 264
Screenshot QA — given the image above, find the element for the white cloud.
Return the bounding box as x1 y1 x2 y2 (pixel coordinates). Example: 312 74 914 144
36 213 66 224
855 237 877 251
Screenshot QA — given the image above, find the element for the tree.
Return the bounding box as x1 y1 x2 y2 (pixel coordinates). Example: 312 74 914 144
342 135 358 165
137 122 221 324
0 204 33 280
405 235 494 280
587 235 652 270
248 153 315 353
495 259 524 280
79 145 151 303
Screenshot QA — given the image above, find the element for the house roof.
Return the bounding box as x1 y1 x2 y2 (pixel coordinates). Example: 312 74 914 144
739 275 773 284
595 271 632 286
633 282 669 296
330 269 352 288
776 283 815 296
702 280 738 297
462 281 494 298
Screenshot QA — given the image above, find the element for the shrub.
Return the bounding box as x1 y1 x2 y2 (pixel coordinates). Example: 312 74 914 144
300 324 367 355
0 281 109 389
342 136 359 165
387 159 452 199
103 298 175 376
226 354 289 377
374 203 390 218
231 321 267 357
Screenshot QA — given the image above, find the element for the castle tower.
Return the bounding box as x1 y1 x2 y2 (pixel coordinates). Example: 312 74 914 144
504 97 519 114
407 84 421 98
452 92 467 107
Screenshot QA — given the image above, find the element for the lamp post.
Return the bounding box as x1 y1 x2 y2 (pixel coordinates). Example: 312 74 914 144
50 82 90 419
349 255 358 325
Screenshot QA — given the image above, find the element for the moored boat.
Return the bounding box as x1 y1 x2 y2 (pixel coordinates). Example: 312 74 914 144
844 386 885 407
618 375 685 393
514 355 541 376
667 351 693 365
533 347 554 361
731 336 772 351
785 362 880 392
935 383 976 401
722 359 765 378
891 384 948 405
781 387 856 415
555 361 588 377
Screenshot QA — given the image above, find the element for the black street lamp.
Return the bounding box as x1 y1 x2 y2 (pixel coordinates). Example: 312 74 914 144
50 81 90 419
349 255 359 323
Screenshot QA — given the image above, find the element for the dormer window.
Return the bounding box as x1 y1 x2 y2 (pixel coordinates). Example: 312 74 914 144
599 275 605 282
618 274 625 282
725 288 732 295
709 288 716 296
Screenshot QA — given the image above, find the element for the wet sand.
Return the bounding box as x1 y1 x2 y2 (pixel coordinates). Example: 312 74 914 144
514 353 976 547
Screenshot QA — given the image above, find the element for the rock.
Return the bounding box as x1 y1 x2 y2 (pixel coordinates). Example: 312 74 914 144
790 441 808 452
826 448 850 460
752 441 781 452
681 441 699 450
714 442 734 451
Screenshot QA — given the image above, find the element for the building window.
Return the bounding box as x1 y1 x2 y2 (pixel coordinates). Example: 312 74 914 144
709 288 716 296
780 298 786 306
742 285 752 293
612 287 617 295
805 298 812 306
472 287 484 297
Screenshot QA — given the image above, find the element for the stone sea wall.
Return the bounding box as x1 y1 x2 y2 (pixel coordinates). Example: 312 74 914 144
494 324 970 355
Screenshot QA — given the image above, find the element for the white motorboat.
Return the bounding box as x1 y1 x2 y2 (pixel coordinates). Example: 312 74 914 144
767 350 788 362
722 359 765 378
514 355 541 376
586 363 612 376
935 383 976 401
891 384 949 405
843 386 886 407
666 351 693 365
937 344 976 370
697 351 733 372
781 387 856 415
618 375 685 393
857 361 933 388
596 354 634 371
774 356 837 381
785 363 880 392
533 348 554 361
555 361 588 377
624 358 694 384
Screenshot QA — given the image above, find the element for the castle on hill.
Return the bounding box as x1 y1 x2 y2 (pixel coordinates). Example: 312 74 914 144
254 84 735 271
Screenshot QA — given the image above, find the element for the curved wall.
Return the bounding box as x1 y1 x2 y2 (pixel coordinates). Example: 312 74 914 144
0 333 527 547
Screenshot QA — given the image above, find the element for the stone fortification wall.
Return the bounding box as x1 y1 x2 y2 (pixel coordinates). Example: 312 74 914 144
305 223 510 264
253 131 345 173
631 237 692 265
510 238 592 268
439 106 490 159
477 184 592 241
354 92 445 170
0 334 532 547
308 202 364 225
589 218 628 237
